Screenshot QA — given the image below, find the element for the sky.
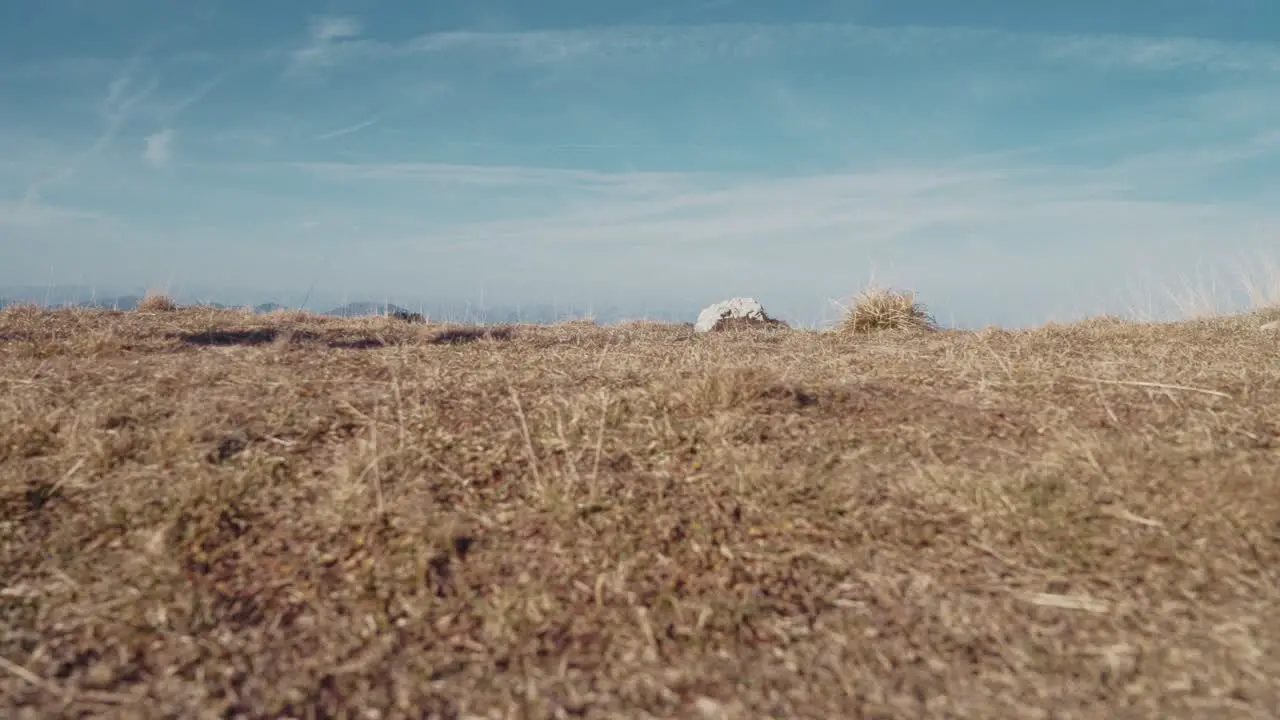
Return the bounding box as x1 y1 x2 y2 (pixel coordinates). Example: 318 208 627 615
2 0 1279 327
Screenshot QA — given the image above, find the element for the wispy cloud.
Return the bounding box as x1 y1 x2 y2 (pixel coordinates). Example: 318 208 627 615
155 73 227 120
22 53 157 203
1042 33 1280 73
314 16 362 42
314 117 379 141
288 15 365 75
282 161 705 189
285 22 1280 74
143 127 175 167
0 56 128 82
254 132 1278 260
0 200 103 229
196 102 1274 324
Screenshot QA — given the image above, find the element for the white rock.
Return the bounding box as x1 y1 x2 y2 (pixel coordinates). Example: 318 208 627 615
1261 320 1280 332
694 297 781 333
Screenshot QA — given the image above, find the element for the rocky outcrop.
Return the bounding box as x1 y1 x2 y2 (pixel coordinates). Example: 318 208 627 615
694 298 787 333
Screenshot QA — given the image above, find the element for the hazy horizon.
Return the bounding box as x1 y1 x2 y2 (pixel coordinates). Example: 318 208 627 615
3 1 1279 328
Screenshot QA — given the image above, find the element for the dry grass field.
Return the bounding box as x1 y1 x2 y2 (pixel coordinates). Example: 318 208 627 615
2 299 1279 718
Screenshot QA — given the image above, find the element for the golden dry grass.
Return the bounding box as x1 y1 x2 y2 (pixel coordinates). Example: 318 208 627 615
2 305 1280 718
135 293 179 313
836 286 936 334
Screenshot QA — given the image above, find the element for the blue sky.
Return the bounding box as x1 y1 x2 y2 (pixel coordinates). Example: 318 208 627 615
2 0 1279 326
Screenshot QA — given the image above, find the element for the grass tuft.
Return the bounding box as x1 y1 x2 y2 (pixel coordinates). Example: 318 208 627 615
834 285 936 334
135 292 178 313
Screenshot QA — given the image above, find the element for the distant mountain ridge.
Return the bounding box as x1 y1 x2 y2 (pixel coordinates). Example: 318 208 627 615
0 295 410 318
0 294 145 311
323 302 413 318
0 286 690 325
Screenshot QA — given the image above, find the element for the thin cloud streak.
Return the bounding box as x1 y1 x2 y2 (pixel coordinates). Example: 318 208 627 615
22 53 157 204
290 21 1280 74
288 15 365 75
314 117 379 140
279 161 713 190
0 200 105 229
243 134 1278 259
157 73 227 119
313 16 362 42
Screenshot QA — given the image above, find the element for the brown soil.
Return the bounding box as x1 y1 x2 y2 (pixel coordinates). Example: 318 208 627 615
2 306 1279 718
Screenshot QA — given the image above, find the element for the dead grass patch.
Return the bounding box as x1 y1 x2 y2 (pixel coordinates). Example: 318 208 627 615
1 307 1278 717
